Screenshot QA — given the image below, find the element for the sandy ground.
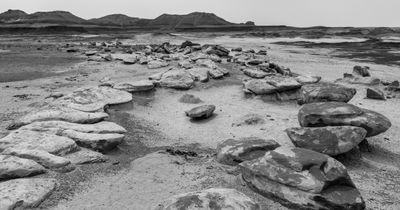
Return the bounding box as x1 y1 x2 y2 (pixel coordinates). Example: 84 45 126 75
1 34 400 209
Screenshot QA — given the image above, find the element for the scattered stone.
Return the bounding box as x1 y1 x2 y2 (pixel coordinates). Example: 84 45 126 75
64 148 107 165
286 126 367 156
159 69 195 90
295 75 321 85
154 188 260 210
0 155 45 180
216 138 280 165
185 105 216 119
188 67 210 82
113 80 155 93
243 79 277 95
59 130 124 152
239 147 365 210
0 178 57 209
178 94 203 104
243 68 268 79
353 66 370 77
2 148 71 168
297 83 356 105
298 102 391 137
366 87 385 100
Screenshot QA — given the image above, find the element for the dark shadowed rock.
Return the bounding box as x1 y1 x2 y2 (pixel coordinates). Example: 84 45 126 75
239 147 365 210
160 69 195 90
234 114 266 126
185 105 216 119
286 126 367 156
216 138 280 165
0 178 57 209
366 87 385 100
353 66 370 77
298 102 391 137
178 94 203 104
297 83 356 105
180 40 200 49
153 188 260 210
0 155 45 180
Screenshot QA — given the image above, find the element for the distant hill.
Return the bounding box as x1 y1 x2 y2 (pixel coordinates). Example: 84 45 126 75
22 11 87 24
150 12 234 28
0 9 27 23
89 14 140 26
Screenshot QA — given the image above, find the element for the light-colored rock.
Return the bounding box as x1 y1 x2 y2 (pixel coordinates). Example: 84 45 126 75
216 138 280 165
64 148 107 165
0 155 45 180
208 68 224 79
19 121 126 134
178 60 193 69
148 60 169 69
0 130 78 155
243 68 268 79
185 105 216 119
243 79 277 95
2 148 71 168
60 130 124 152
154 188 260 210
286 126 367 156
122 56 138 64
160 69 194 90
297 83 356 105
264 76 302 92
0 178 57 209
295 75 321 84
240 147 365 209
196 59 218 69
188 67 210 82
113 80 155 93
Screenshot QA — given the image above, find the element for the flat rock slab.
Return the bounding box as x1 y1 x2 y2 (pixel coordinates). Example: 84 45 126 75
185 105 216 119
160 69 195 90
243 68 268 79
58 86 133 112
298 102 391 137
208 68 224 79
295 75 321 85
286 126 367 156
239 147 365 209
64 148 107 165
216 138 280 165
298 83 356 105
0 155 45 180
113 80 154 93
20 121 127 134
60 130 124 152
0 178 57 209
154 188 260 210
148 60 169 69
188 67 210 82
264 76 302 92
2 148 71 169
0 130 78 156
7 105 109 130
243 79 277 95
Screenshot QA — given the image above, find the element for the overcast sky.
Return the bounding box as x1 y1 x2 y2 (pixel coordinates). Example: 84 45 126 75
1 0 399 27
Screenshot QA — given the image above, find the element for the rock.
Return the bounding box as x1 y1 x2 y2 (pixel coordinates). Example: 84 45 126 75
297 83 357 105
286 126 367 156
209 54 222 63
208 68 224 79
45 92 64 99
234 114 266 126
122 56 138 64
185 105 216 119
148 60 169 69
264 76 302 92
85 51 97 56
103 54 113 61
243 79 277 95
257 50 267 55
113 80 155 93
0 155 45 180
153 188 260 210
2 148 71 168
7 106 109 130
160 69 194 90
243 68 268 79
205 45 230 57
148 71 167 81
178 94 203 104
180 40 200 49
216 138 280 165
295 75 321 85
64 148 108 165
366 87 385 100
247 59 264 66
59 130 124 152
353 66 370 77
196 59 218 69
338 76 381 86
0 178 57 209
231 47 243 52
188 67 210 82
0 130 78 156
19 121 126 134
217 67 229 75
178 60 193 69
58 86 133 112
298 102 391 137
239 147 365 210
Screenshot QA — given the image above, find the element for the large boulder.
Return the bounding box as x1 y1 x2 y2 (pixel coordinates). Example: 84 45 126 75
298 102 391 137
286 126 367 156
153 188 260 210
0 155 45 180
113 80 155 93
0 130 78 156
297 83 357 105
239 147 365 210
2 148 71 169
0 178 57 209
216 138 280 165
7 106 109 130
185 105 216 119
353 66 370 77
366 87 385 100
243 79 277 95
159 69 195 90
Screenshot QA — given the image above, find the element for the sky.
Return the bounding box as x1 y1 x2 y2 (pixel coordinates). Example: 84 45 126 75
1 0 399 27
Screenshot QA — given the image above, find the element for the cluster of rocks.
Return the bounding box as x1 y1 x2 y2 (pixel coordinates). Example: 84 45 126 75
0 86 134 209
